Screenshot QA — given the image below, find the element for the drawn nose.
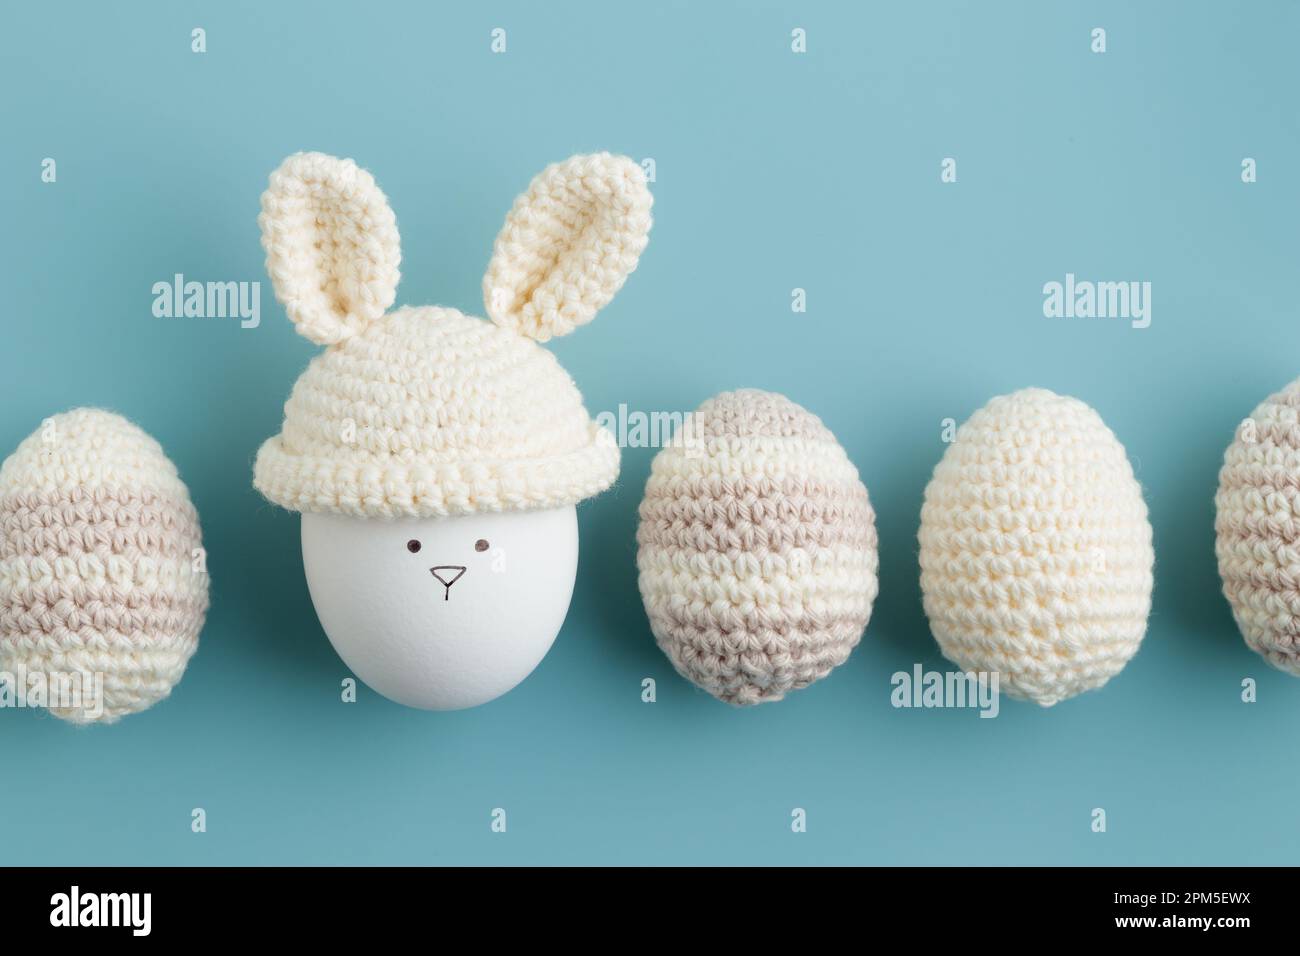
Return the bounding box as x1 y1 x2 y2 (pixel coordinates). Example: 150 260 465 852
430 565 466 600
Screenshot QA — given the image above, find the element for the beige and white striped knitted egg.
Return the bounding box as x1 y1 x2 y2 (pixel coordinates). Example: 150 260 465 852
918 388 1154 706
0 409 208 724
1215 376 1300 676
637 390 878 706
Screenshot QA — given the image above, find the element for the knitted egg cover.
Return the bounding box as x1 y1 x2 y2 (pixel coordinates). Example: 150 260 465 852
0 409 208 724
1216 377 1300 676
253 151 653 519
637 390 879 706
918 388 1154 706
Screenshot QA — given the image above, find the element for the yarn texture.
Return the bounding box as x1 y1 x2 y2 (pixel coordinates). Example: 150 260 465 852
484 153 653 342
259 152 402 347
0 409 208 724
637 390 878 706
253 151 652 519
1215 376 1300 675
918 388 1153 706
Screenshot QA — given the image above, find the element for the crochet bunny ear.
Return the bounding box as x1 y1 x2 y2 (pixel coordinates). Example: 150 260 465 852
259 152 402 346
483 153 653 342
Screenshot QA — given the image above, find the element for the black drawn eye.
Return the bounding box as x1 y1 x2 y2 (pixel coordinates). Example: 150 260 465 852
407 540 422 554
475 539 490 553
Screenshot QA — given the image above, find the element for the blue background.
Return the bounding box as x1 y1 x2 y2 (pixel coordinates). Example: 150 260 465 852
3 0 1298 866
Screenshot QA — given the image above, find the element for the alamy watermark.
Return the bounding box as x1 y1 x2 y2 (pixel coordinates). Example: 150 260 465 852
152 273 260 328
50 886 151 936
594 404 706 453
891 664 1000 718
0 668 104 719
1043 272 1150 329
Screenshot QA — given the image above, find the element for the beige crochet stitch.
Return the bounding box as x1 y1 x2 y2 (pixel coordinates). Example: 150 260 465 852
918 388 1154 706
253 150 653 518
1215 376 1300 675
637 390 879 706
0 409 208 724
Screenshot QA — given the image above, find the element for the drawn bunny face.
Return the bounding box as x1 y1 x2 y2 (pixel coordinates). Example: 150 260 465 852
252 151 652 710
302 507 578 710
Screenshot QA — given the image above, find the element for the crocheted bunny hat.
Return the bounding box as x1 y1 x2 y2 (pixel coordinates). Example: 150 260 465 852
253 151 652 519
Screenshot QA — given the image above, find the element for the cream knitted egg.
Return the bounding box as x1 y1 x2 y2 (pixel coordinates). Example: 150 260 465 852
0 409 208 724
918 388 1153 706
1215 376 1300 675
636 390 878 706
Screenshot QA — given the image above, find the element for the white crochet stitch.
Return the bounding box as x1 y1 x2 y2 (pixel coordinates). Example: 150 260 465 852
1215 376 1300 676
0 409 208 724
918 388 1154 706
253 151 652 710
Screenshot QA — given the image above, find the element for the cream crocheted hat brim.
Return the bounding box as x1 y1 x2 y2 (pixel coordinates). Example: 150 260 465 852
254 420 619 519
251 303 623 519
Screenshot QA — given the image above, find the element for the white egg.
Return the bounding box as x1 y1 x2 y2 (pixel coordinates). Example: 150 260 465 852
301 506 577 710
